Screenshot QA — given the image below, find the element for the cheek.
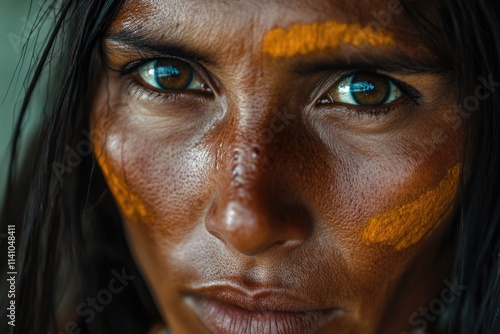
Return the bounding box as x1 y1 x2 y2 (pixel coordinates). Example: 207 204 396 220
90 104 214 238
358 164 460 250
94 148 150 223
307 105 463 257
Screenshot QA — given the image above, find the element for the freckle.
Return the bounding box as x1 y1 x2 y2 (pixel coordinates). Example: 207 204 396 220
358 164 461 250
261 20 395 58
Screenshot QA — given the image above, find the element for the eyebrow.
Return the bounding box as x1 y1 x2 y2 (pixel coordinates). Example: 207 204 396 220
105 28 452 76
293 50 453 76
104 29 215 65
260 21 451 75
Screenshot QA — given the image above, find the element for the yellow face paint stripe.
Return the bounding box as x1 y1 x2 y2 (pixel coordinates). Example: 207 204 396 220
261 20 395 58
359 164 461 250
94 145 151 224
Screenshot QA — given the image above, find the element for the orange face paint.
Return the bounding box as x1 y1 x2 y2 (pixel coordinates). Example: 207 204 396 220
94 145 151 224
261 20 395 58
359 164 461 250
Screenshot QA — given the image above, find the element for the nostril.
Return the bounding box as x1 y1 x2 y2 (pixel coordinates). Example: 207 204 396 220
205 195 312 257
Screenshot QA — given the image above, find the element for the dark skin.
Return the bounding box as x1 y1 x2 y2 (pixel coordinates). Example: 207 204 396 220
90 0 463 333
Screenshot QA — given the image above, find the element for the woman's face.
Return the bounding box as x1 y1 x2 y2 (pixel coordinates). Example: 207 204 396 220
91 0 463 333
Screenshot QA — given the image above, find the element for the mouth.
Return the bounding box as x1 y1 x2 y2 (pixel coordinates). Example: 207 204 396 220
184 282 342 334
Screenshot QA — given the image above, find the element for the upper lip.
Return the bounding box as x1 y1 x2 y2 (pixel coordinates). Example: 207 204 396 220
184 280 337 313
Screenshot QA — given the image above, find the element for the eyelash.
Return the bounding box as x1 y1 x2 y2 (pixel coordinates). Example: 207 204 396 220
316 71 421 118
125 83 180 103
116 58 421 118
116 58 212 103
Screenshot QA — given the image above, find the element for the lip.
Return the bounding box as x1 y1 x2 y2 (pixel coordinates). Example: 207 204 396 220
184 282 342 334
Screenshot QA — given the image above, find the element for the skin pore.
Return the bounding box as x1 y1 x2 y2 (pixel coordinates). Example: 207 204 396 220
91 0 463 333
359 163 461 250
94 143 153 223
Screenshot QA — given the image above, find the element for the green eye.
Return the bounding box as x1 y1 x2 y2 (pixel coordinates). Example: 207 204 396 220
137 58 206 91
322 72 403 107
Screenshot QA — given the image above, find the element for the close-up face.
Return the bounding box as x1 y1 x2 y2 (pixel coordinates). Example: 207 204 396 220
90 0 463 333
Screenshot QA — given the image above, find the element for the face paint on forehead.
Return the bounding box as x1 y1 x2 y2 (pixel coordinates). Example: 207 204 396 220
358 164 461 251
261 20 395 58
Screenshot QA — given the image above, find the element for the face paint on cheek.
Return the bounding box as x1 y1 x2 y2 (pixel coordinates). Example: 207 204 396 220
358 164 461 251
261 20 395 58
93 145 152 224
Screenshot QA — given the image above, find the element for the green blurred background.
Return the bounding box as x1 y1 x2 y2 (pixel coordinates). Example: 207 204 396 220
1 0 48 205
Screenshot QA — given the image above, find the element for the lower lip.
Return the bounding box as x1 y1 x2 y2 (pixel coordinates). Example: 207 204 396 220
187 297 338 334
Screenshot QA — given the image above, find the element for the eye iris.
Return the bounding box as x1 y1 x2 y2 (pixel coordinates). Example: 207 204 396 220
154 59 193 90
350 73 390 106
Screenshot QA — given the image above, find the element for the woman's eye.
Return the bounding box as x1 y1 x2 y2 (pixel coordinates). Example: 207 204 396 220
320 72 403 107
136 58 208 91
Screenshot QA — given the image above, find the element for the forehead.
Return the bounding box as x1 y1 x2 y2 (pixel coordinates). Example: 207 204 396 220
115 0 395 23
110 0 424 51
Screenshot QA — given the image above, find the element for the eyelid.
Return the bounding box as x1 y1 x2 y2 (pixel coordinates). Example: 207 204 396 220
115 55 199 77
312 70 422 107
115 55 216 100
384 74 422 105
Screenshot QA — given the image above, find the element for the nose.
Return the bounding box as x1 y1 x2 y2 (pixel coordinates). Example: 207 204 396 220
205 145 311 256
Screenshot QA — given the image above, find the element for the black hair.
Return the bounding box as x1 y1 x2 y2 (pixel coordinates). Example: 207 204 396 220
1 0 499 333
1 1 160 333
440 0 500 332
